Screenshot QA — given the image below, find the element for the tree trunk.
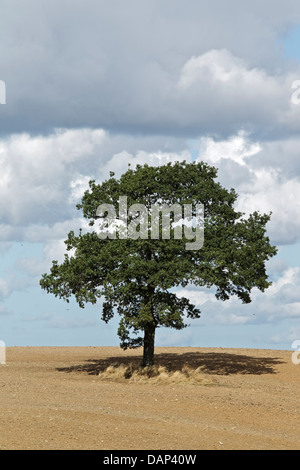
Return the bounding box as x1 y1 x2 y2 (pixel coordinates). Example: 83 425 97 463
142 323 156 367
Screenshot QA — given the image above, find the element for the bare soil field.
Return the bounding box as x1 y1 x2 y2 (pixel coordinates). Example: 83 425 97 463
0 346 299 450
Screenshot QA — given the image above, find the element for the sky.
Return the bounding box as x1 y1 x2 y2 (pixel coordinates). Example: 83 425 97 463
1 0 300 351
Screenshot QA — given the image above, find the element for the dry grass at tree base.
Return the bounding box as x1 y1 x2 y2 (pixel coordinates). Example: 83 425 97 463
97 362 217 385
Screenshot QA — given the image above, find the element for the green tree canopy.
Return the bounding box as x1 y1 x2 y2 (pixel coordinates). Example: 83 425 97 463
40 161 277 366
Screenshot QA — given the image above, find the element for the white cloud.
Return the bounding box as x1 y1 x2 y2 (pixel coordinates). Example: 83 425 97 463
263 267 300 300
193 131 300 245
69 176 92 204
42 238 70 267
196 130 261 166
0 128 106 228
178 49 273 90
235 171 300 244
102 149 191 179
175 48 300 137
176 286 217 307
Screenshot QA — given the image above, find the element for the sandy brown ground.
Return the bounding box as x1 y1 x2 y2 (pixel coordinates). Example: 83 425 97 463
0 346 299 450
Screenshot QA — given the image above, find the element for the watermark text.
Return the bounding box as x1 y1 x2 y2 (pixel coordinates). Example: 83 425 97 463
96 197 204 250
0 80 6 104
0 340 6 364
291 340 300 365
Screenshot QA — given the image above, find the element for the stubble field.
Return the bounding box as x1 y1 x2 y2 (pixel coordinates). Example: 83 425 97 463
0 346 299 450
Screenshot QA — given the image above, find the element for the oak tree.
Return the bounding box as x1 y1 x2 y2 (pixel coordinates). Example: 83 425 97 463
40 161 277 366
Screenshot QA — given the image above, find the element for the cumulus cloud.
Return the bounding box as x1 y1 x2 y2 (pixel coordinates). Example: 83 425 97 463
177 48 300 138
196 130 261 166
178 49 281 94
101 149 191 179
0 128 106 229
236 172 300 245
192 131 300 245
